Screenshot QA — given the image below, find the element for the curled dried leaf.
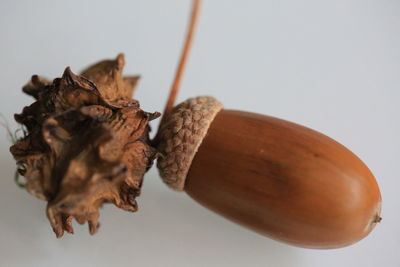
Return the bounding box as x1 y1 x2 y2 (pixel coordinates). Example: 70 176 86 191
10 54 160 237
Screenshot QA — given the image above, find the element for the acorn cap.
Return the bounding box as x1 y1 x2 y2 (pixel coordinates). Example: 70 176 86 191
157 96 223 191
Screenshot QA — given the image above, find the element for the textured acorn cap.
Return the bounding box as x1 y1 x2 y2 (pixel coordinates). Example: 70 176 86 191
157 96 223 191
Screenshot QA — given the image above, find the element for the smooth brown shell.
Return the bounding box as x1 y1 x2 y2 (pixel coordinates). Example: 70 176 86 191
184 109 381 249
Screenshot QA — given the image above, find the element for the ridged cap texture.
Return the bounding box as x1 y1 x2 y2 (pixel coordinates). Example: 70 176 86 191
157 96 223 191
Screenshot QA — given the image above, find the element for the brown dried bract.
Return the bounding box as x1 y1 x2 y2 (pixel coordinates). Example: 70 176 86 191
10 54 160 237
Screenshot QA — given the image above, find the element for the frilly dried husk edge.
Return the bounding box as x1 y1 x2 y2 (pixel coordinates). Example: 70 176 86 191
10 54 160 237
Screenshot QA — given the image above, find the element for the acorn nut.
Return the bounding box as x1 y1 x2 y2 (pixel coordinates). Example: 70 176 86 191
157 96 382 249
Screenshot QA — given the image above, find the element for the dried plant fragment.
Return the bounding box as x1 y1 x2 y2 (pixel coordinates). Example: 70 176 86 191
10 54 160 238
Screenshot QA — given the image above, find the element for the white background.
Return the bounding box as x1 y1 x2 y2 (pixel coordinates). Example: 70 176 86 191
0 0 399 266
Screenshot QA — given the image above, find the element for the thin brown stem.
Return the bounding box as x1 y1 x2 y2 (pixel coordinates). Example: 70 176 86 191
160 0 201 126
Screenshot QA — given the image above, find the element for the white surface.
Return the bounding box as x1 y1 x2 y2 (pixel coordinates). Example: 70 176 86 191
0 0 399 266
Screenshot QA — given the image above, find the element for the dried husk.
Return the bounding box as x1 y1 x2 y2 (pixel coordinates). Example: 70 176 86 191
10 54 160 237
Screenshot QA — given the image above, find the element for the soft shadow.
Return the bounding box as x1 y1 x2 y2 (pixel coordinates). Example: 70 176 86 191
95 168 301 267
0 148 301 266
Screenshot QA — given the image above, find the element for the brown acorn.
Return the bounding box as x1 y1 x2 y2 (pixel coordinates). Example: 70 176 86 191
9 0 382 249
156 96 381 249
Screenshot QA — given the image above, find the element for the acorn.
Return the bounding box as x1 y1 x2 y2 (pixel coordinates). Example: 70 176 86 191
156 96 382 249
9 0 382 248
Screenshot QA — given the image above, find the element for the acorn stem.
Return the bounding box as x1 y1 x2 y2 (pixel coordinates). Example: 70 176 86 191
160 0 201 127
